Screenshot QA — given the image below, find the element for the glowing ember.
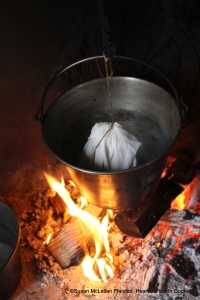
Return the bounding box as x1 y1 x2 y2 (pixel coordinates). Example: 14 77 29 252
44 172 114 282
155 241 161 247
165 228 172 239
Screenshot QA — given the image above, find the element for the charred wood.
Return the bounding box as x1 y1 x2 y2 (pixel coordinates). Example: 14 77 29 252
166 156 195 184
166 255 196 280
49 193 67 215
142 265 159 292
115 178 183 238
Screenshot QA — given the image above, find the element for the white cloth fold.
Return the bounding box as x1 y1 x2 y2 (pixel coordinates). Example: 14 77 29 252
78 122 142 171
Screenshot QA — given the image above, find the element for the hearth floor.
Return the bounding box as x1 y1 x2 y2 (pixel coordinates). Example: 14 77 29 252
7 188 199 300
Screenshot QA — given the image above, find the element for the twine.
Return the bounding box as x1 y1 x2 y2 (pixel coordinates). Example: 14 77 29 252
104 52 114 125
94 54 114 153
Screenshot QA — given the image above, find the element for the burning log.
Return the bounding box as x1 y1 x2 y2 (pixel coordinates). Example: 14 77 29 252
49 193 67 215
166 156 195 184
47 217 87 268
114 157 196 238
44 173 115 282
47 203 104 268
184 174 200 210
49 180 87 215
114 176 184 238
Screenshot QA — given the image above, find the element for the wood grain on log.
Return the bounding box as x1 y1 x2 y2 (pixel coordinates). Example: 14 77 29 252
47 203 104 268
47 217 87 268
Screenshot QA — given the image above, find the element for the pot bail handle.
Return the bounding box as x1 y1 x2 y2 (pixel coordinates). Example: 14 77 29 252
97 0 116 58
35 56 105 124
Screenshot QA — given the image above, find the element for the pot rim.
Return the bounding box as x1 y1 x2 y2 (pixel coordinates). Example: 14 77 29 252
40 56 182 175
0 201 21 273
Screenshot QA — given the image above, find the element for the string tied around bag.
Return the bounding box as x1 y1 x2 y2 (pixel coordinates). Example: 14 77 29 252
94 53 114 153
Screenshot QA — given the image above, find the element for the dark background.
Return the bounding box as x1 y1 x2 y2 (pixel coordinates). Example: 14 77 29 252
1 0 200 198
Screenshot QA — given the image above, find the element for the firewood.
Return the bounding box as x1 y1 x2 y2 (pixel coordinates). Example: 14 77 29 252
49 193 67 215
165 156 195 184
114 157 193 238
49 183 104 216
47 217 88 268
47 203 104 268
114 177 184 238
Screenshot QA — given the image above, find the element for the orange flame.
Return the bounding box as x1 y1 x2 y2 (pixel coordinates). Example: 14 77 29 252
171 192 185 210
44 233 52 245
68 180 76 187
79 196 87 209
171 175 200 211
44 173 114 282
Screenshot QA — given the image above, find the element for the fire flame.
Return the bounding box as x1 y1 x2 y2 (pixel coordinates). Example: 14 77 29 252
170 175 200 211
170 193 185 210
44 233 52 245
44 173 114 282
